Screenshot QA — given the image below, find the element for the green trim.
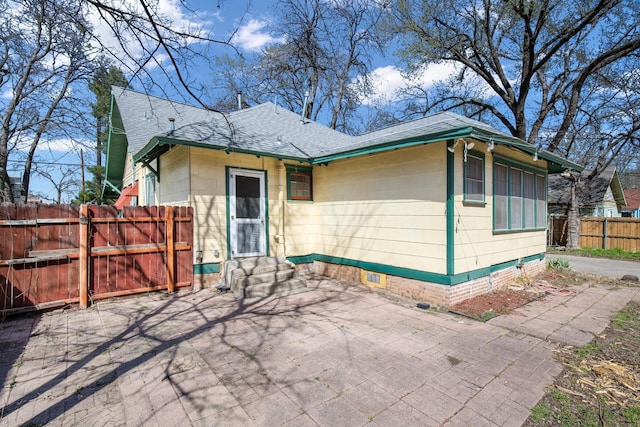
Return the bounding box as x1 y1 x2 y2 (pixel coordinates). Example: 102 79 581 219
225 166 231 259
446 139 455 276
463 150 485 204
134 136 309 164
492 153 546 174
103 92 128 195
264 170 270 256
225 167 269 259
194 262 221 274
285 164 313 201
467 129 583 173
286 252 546 286
493 157 548 233
104 180 121 195
139 160 159 182
310 127 474 164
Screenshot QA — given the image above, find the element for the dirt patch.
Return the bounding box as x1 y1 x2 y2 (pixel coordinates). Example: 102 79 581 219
449 288 544 321
525 300 640 426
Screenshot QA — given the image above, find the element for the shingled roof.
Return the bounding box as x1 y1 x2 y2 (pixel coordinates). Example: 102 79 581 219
623 188 640 210
548 166 626 208
105 86 583 192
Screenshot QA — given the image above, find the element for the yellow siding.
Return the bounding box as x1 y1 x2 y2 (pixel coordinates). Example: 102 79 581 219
159 146 190 204
451 140 547 273
285 144 448 274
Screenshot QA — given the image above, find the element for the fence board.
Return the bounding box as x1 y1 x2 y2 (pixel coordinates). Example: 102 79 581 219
548 216 640 252
1 204 193 312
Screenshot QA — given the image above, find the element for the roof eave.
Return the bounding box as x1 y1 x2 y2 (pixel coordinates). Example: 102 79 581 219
467 129 584 173
133 136 310 164
310 126 475 164
103 92 128 195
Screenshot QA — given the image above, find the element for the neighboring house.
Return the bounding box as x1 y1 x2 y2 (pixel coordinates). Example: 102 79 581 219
548 166 626 217
104 87 582 305
622 189 640 218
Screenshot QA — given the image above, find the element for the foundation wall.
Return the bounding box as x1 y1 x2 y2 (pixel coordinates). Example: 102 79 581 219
298 258 546 306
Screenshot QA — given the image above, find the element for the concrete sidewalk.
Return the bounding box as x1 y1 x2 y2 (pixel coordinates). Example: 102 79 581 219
1 278 638 427
546 253 640 279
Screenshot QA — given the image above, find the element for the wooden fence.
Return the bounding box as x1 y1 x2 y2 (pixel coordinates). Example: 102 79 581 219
1 204 193 314
548 216 640 252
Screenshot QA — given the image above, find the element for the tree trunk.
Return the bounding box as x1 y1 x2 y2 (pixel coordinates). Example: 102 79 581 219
566 178 581 248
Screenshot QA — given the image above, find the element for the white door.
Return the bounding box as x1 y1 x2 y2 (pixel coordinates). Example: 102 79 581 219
229 168 266 258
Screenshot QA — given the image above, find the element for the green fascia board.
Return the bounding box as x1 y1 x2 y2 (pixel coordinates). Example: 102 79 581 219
103 94 128 193
468 129 584 173
134 136 310 164
194 262 221 274
310 127 474 164
286 253 545 286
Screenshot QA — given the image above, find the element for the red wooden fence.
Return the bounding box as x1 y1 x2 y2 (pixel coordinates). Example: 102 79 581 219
0 204 193 313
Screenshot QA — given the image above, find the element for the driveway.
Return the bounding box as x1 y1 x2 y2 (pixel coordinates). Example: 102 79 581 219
1 278 638 426
546 253 640 279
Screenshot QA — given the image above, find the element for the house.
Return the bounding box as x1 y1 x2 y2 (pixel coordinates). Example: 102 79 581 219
622 188 640 218
104 87 582 305
548 166 626 217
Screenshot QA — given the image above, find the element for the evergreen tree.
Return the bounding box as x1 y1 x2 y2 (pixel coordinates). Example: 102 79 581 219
75 65 128 204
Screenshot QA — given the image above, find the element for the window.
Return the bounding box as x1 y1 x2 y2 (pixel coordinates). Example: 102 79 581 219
286 165 313 201
523 171 535 229
464 153 485 203
494 164 509 230
145 174 156 206
493 159 546 232
511 168 522 229
536 174 546 228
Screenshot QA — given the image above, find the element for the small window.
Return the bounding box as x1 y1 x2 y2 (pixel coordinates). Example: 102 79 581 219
286 165 313 201
464 152 485 203
145 174 157 206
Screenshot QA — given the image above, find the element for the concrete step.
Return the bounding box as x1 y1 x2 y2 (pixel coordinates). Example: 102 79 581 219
223 257 294 290
232 269 295 297
243 277 308 299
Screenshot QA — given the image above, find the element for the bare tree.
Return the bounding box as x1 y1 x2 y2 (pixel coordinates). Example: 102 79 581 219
386 0 640 247
1 0 242 203
34 165 80 204
213 0 385 133
0 0 95 203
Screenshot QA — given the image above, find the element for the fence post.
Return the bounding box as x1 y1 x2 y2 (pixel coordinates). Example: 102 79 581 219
603 217 608 250
79 204 89 308
166 206 175 293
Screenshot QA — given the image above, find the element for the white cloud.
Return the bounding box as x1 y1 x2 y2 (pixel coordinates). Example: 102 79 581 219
360 62 460 106
87 0 210 70
231 19 286 52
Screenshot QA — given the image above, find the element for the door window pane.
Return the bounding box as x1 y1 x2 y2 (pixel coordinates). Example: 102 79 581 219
236 176 260 218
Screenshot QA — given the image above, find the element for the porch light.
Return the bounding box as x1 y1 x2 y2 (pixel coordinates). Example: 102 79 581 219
487 138 495 152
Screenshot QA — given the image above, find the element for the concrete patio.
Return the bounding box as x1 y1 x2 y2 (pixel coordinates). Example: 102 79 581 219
1 277 638 426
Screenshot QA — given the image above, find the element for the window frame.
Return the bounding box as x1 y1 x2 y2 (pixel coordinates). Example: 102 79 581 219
285 165 313 202
492 155 547 233
463 151 486 205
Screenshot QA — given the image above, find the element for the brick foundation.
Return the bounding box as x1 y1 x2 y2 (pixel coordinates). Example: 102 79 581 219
296 258 546 306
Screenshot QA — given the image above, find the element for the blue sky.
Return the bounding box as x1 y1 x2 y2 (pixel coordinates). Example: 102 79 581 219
22 0 456 201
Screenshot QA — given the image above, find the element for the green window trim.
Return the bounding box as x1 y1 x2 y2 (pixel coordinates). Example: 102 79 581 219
463 150 486 205
285 165 313 201
493 157 547 233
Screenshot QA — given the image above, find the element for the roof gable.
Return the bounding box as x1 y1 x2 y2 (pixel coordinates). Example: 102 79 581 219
548 166 626 207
